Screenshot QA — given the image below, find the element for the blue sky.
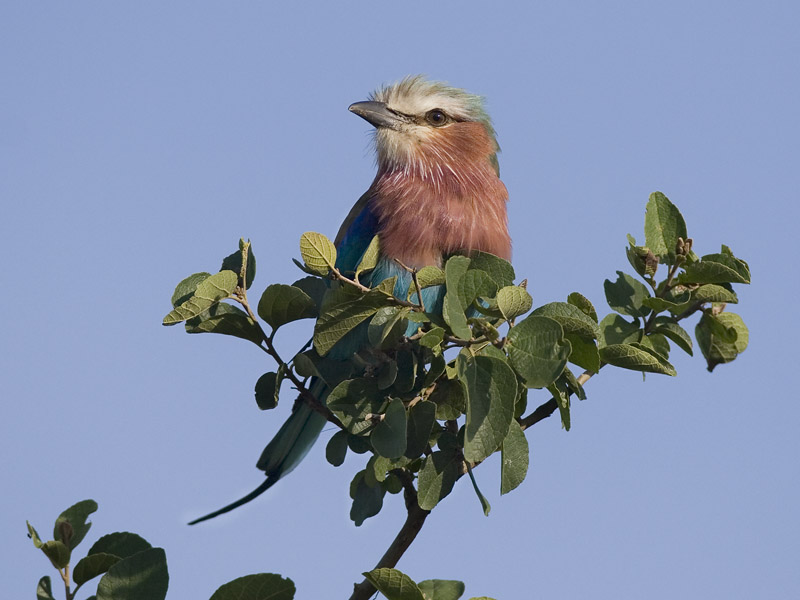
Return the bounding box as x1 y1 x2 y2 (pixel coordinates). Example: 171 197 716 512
2 2 798 598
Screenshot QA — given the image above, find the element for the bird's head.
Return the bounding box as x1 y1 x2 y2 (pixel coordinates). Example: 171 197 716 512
349 76 500 177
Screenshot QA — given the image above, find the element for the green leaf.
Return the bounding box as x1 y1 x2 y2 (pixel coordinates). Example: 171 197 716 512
291 349 353 388
377 360 399 390
652 318 693 355
356 235 381 278
292 276 328 311
412 265 446 294
429 379 466 420
369 306 411 349
254 371 281 410
405 400 436 459
186 303 263 345
350 471 385 526
640 332 671 359
548 382 570 430
419 327 445 351
626 236 659 278
163 270 238 325
314 290 391 355
501 420 529 495
54 499 97 550
457 269 497 309
703 312 739 343
371 399 408 459
679 248 750 285
347 433 372 454
564 334 601 373
466 464 491 516
370 456 392 483
467 251 515 287
417 450 460 510
327 378 385 433
170 272 211 307
604 271 651 319
374 276 398 296
514 384 528 419
532 302 599 340
73 553 121 586
506 315 570 388
95 548 169 600
37 576 55 600
326 430 349 466
291 257 318 276
364 568 425 600
696 311 749 371
422 353 446 387
567 291 598 322
299 231 337 276
393 348 418 394
597 313 641 347
692 283 738 304
600 343 677 376
442 256 472 339
561 367 587 400
209 573 296 600
258 284 316 329
42 540 70 569
220 239 256 290
27 521 44 548
88 532 152 558
644 191 687 264
496 286 533 320
418 580 466 600
641 289 692 313
459 354 517 463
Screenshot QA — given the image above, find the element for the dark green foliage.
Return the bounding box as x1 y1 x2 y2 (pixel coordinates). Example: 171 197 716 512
152 191 750 598
363 567 497 600
221 238 257 290
28 501 169 600
209 574 296 600
162 192 750 530
254 371 281 410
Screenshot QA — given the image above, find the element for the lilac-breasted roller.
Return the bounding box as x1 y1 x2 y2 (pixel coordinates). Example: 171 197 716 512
190 76 511 524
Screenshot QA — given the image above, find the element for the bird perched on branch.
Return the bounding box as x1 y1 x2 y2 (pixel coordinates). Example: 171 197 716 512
190 76 511 524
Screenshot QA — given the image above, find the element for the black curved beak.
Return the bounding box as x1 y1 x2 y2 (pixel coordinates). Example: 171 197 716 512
348 101 403 130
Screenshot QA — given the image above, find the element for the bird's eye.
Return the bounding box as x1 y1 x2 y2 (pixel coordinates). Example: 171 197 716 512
425 109 448 127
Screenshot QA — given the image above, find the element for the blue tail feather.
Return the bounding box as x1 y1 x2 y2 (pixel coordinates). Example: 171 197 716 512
189 378 328 524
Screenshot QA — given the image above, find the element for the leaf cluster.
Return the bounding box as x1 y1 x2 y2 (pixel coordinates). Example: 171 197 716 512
607 191 751 373
27 500 168 600
364 567 490 600
162 192 750 529
28 500 300 600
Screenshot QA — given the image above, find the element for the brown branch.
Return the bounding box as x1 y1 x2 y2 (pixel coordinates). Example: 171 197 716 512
393 258 426 312
519 398 558 430
330 264 421 310
349 470 430 600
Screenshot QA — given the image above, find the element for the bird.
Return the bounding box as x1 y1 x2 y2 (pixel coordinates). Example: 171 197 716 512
189 76 511 524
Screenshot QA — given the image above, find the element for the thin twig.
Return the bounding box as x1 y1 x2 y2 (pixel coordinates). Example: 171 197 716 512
330 264 422 310
394 258 427 312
